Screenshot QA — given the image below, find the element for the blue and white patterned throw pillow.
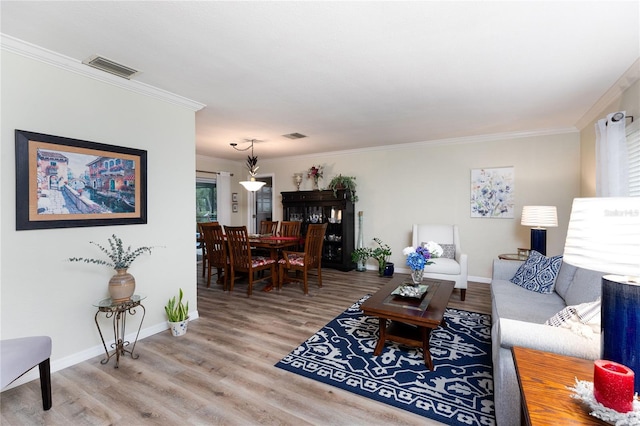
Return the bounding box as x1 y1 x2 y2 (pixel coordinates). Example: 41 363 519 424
510 250 563 294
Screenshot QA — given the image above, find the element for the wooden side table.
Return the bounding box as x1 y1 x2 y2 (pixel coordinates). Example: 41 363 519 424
499 248 530 261
512 346 608 425
94 295 146 368
498 253 528 261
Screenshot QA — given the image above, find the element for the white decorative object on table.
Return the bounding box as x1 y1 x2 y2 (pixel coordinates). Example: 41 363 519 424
569 379 640 425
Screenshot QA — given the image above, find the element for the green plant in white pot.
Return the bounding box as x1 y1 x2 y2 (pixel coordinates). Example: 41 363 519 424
165 288 189 336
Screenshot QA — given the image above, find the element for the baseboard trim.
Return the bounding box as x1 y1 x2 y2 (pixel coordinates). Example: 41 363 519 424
1 312 199 391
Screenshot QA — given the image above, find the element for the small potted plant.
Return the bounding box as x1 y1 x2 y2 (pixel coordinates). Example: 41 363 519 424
372 237 393 277
165 288 189 336
351 247 371 272
328 174 358 202
68 234 157 302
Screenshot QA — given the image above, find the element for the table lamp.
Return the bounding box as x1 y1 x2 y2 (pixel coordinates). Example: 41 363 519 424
563 197 640 394
521 206 558 255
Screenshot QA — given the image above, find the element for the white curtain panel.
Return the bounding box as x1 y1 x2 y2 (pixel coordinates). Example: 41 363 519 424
216 171 232 225
596 111 629 196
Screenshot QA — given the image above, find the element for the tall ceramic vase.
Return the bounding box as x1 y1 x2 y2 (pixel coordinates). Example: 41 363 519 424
109 269 135 303
356 211 366 271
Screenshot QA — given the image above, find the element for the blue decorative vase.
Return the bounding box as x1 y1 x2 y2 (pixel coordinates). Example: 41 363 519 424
383 262 394 277
601 275 640 394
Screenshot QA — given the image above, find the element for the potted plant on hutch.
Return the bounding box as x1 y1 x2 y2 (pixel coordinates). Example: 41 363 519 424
327 174 358 202
165 288 189 336
69 234 157 303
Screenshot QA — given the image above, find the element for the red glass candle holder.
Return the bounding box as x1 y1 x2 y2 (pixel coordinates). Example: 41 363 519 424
593 360 635 413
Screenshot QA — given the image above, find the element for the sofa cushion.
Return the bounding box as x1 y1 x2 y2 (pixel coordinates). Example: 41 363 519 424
563 267 604 306
510 250 563 294
554 262 578 300
492 279 567 324
423 257 460 274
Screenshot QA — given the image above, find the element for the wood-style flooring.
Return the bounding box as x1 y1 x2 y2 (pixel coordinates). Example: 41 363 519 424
1 266 491 425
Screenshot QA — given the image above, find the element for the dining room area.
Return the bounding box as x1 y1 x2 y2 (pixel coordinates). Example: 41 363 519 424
197 219 327 296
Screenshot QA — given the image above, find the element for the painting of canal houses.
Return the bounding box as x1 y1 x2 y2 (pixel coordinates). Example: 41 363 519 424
15 130 147 230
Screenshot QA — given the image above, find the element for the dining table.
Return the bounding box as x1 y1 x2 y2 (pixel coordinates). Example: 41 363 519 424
248 235 301 259
198 233 300 256
197 233 301 290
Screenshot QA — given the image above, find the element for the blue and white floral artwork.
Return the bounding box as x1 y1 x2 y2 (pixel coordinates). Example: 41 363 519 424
470 167 514 218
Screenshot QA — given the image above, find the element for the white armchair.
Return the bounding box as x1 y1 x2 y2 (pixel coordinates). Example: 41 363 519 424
412 224 468 300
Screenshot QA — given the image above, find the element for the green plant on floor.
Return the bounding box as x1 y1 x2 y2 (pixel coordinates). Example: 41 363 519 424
371 237 392 275
351 247 371 264
327 174 358 202
165 288 189 322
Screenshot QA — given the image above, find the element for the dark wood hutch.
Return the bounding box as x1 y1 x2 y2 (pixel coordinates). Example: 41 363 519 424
281 190 355 271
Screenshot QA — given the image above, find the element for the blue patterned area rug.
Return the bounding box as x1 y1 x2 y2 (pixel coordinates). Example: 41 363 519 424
275 295 495 426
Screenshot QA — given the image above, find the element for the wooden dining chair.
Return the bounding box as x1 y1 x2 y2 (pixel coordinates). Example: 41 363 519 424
279 221 301 238
259 220 279 236
279 221 302 251
224 226 277 296
200 223 228 289
198 221 219 278
278 223 328 295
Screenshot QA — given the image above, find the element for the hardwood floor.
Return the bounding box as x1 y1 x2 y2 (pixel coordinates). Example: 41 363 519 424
1 266 491 425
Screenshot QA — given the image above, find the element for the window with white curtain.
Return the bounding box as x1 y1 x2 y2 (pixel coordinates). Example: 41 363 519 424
627 120 640 196
596 111 636 197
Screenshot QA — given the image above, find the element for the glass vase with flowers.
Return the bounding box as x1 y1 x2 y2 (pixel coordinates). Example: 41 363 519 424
403 241 443 285
307 165 323 190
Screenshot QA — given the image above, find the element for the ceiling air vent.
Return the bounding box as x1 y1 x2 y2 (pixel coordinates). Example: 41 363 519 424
82 55 140 80
283 132 307 140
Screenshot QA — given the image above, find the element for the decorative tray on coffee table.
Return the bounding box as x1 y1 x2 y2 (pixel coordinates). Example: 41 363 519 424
391 283 429 299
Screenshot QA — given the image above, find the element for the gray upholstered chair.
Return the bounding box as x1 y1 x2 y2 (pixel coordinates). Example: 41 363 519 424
1 336 52 410
412 224 468 300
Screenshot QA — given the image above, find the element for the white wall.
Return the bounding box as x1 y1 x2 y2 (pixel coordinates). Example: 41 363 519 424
253 131 581 280
1 51 197 378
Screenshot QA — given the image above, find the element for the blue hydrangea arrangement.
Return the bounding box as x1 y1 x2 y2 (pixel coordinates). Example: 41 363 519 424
403 241 443 270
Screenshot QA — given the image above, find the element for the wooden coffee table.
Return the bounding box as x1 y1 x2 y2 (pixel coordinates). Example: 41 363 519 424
361 276 454 370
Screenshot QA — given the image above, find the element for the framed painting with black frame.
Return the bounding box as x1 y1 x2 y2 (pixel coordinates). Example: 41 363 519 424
15 129 148 230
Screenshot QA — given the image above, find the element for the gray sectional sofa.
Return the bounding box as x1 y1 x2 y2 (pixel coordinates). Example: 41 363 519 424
490 259 606 425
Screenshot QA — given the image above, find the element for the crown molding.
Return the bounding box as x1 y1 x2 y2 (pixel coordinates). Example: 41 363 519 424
1 34 206 112
574 58 640 130
261 126 579 163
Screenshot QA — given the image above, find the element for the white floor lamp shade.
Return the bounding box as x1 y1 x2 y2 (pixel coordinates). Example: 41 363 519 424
563 197 640 394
